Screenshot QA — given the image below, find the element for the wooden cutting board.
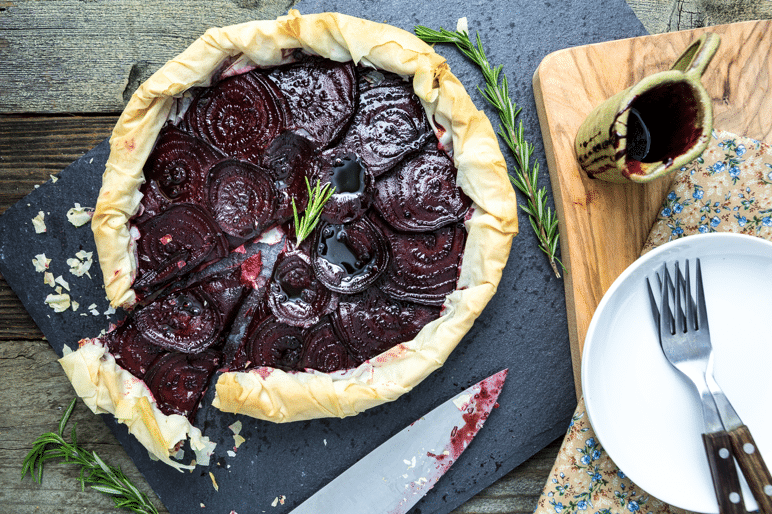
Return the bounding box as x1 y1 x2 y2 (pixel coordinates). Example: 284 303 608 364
533 19 772 397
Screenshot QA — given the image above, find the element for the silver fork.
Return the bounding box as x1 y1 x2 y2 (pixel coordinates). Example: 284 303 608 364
647 259 772 514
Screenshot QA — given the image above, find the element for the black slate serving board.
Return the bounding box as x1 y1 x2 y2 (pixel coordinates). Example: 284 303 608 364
0 1 646 512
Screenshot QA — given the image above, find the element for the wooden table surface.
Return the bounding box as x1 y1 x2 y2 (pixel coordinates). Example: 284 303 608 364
1 1 770 513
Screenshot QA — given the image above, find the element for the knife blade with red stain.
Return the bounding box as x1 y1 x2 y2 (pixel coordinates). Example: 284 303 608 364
290 369 508 514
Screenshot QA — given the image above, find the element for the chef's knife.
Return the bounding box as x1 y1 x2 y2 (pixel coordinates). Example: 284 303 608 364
291 369 508 514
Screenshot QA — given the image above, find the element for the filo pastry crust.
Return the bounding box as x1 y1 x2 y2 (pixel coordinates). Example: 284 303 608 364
63 10 517 465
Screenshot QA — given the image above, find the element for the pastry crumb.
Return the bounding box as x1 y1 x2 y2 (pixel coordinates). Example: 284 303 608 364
32 254 51 272
67 250 93 278
209 471 219 492
44 272 56 288
45 293 71 313
32 211 46 233
66 203 94 227
50 174 58 183
55 275 70 291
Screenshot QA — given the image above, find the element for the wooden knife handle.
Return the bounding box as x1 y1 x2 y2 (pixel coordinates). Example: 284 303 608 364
728 425 772 514
702 431 748 514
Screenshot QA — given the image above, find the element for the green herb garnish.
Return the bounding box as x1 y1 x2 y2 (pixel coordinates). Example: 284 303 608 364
21 398 160 514
292 177 335 245
414 23 564 277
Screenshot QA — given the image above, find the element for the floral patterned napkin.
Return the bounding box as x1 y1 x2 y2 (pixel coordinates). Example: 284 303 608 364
535 129 772 514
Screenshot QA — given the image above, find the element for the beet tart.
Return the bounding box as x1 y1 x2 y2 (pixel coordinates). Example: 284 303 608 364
58 11 518 469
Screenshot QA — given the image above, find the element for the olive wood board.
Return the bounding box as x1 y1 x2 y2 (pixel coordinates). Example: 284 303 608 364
532 19 772 397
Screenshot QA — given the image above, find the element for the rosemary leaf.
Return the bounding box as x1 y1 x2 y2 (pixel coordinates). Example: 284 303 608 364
292 178 335 245
415 23 564 277
21 397 160 514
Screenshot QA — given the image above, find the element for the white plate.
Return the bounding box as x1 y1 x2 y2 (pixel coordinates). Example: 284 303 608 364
582 233 772 513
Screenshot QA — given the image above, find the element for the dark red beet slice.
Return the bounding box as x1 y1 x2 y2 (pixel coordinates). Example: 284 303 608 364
313 148 373 224
104 321 167 379
134 204 228 290
144 124 226 204
183 72 290 163
268 57 356 146
143 351 220 420
373 143 471 232
198 267 247 325
332 289 441 363
207 159 277 239
133 285 223 354
371 213 466 306
349 78 432 177
312 216 388 294
136 181 171 224
243 315 304 371
267 248 338 328
299 319 359 372
260 131 318 221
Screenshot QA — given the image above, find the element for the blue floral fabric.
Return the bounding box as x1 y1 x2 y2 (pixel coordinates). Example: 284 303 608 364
643 129 772 253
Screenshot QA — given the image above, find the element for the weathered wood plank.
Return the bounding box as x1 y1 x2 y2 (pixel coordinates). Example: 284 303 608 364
2 0 771 114
0 116 117 211
0 338 171 514
627 0 772 34
0 0 296 113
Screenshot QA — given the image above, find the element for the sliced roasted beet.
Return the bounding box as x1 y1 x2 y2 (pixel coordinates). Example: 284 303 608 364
373 143 471 232
143 350 220 420
134 285 223 354
313 149 373 224
144 124 226 204
183 72 290 163
198 267 247 324
350 79 432 177
260 131 318 220
372 213 466 306
104 321 167 378
312 216 388 294
268 57 356 146
207 159 277 239
134 204 228 290
332 289 441 362
267 248 338 328
300 319 359 372
136 180 171 223
243 315 304 371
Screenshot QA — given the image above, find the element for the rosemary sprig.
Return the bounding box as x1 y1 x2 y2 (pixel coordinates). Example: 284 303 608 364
292 177 335 245
21 397 159 514
414 23 564 277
